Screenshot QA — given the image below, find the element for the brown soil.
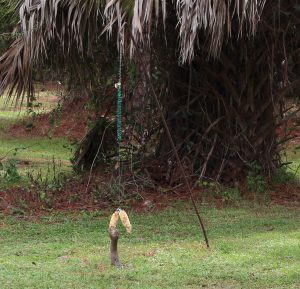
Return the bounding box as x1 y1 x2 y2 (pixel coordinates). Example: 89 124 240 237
9 97 91 140
277 102 300 147
1 87 300 215
269 183 300 206
0 176 299 216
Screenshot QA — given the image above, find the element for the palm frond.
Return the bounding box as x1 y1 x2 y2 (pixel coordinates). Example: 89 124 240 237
0 0 266 100
104 0 265 62
0 0 105 101
176 0 266 62
103 0 166 55
0 37 32 103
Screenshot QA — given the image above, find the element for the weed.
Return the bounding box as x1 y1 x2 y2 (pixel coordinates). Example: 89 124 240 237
68 194 79 203
92 176 144 204
38 190 54 208
26 157 69 207
24 99 43 131
92 178 126 204
246 161 268 201
273 166 295 184
49 103 62 127
0 148 23 184
216 187 242 204
197 180 219 202
198 180 241 204
28 158 66 190
1 157 20 182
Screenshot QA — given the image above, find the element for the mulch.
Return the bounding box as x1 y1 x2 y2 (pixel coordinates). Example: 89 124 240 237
1 88 300 215
0 178 299 216
9 97 92 140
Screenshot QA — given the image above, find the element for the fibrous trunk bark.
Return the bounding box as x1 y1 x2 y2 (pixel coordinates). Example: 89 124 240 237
152 10 288 184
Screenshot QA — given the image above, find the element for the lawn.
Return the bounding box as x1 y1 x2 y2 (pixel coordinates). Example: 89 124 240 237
0 88 73 186
285 146 300 179
0 204 299 289
0 138 71 161
0 87 299 288
0 137 73 188
0 89 58 134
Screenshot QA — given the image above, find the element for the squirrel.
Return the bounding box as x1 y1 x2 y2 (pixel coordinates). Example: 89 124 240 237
108 208 132 267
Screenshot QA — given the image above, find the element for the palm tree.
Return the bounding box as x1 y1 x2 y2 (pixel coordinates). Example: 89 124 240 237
0 0 299 183
0 0 265 98
0 0 18 53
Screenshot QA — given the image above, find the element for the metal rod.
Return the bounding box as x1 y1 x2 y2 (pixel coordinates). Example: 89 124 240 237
130 35 210 248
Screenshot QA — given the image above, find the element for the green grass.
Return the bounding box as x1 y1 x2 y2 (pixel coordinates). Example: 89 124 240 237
0 138 71 161
0 109 28 133
0 90 58 133
0 91 72 186
0 204 299 288
0 89 59 111
0 137 73 187
285 146 300 179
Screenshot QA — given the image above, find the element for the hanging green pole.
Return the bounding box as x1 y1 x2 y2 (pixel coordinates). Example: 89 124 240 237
116 82 122 143
116 34 123 189
116 33 123 144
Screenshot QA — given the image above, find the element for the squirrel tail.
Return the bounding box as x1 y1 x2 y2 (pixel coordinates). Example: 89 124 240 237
109 208 132 234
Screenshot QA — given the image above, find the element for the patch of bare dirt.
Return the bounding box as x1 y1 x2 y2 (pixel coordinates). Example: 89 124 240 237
9 97 92 140
1 89 300 215
277 101 300 147
5 81 96 140
0 178 105 215
1 176 299 216
269 183 300 206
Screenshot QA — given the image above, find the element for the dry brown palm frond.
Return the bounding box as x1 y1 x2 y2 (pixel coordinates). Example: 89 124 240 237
129 0 166 56
0 0 105 100
0 0 266 101
104 0 265 62
103 0 166 56
176 0 266 62
0 37 32 103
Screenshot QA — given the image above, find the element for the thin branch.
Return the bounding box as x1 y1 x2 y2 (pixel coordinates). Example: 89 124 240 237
192 134 217 191
85 122 112 194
